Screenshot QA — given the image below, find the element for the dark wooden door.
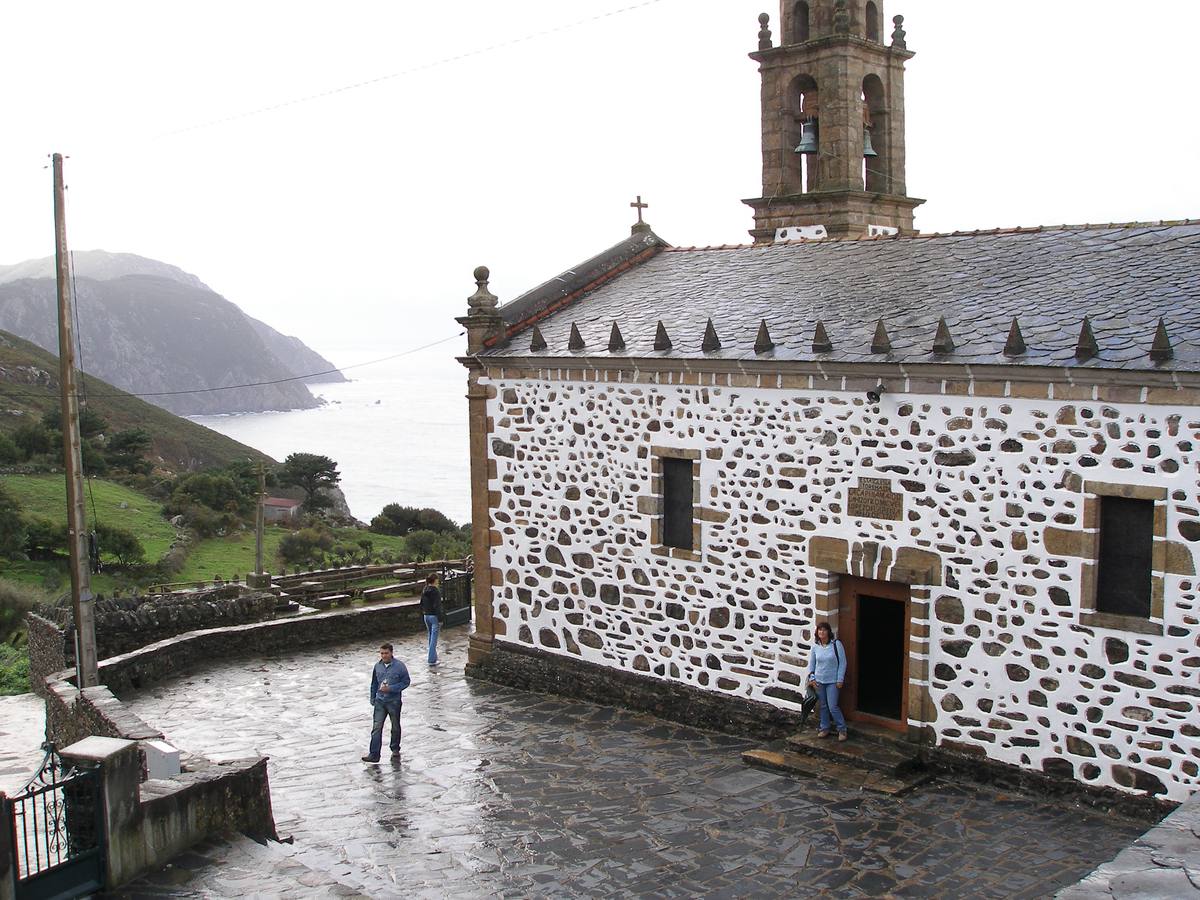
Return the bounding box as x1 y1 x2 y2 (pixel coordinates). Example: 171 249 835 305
837 575 910 732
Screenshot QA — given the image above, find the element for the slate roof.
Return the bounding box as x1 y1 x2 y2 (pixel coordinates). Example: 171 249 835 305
483 221 1200 372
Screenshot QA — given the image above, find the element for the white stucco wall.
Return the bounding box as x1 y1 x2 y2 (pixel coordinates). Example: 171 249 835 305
484 372 1200 802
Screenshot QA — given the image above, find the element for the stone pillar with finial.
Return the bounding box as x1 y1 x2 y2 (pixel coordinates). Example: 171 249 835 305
456 266 506 667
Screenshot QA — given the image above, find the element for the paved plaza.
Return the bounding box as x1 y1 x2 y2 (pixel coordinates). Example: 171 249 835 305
93 626 1146 898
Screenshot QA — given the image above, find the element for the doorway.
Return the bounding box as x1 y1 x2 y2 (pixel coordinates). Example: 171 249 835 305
837 575 910 731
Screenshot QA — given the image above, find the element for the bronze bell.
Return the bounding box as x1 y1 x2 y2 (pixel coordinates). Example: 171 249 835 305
862 126 878 157
794 119 819 155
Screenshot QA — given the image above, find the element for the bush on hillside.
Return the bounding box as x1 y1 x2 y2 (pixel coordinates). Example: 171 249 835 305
168 472 253 518
95 522 145 567
12 423 52 460
0 643 29 695
23 515 67 556
279 526 335 567
0 484 27 558
0 577 51 644
0 433 20 465
105 428 152 473
370 504 460 536
42 407 109 439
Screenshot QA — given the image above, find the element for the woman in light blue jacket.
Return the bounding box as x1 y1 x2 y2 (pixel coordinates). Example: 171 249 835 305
806 621 848 741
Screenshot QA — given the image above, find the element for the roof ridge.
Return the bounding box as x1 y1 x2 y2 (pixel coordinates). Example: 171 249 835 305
658 219 1200 253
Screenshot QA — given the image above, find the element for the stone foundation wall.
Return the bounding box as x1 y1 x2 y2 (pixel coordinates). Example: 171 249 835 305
482 372 1200 803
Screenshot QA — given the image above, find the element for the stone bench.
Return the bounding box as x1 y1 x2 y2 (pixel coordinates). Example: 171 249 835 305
361 582 421 603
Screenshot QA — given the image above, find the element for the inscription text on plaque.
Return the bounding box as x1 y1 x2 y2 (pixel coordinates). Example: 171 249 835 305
847 477 903 521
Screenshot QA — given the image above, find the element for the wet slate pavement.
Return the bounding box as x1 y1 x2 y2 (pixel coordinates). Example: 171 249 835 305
115 627 1146 898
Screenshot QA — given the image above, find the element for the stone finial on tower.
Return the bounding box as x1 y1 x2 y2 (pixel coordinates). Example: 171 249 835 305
891 15 907 49
833 0 851 35
458 265 505 353
1150 318 1174 362
757 12 772 51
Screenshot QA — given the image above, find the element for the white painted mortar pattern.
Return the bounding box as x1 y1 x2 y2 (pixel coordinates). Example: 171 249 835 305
484 374 1200 803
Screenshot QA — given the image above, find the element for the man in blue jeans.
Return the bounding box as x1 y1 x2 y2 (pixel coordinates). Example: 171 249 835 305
363 642 410 762
420 573 444 666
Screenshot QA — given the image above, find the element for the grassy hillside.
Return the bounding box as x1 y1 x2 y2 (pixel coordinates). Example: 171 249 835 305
174 527 409 582
0 474 176 561
0 329 273 472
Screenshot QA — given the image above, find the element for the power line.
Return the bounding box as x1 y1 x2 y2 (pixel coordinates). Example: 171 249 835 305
153 0 673 142
0 331 465 401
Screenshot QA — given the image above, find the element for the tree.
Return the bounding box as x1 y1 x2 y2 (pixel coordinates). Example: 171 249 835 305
170 472 251 516
279 526 335 567
370 504 459 536
23 515 67 556
0 434 19 465
278 453 340 513
42 407 108 439
105 428 152 472
94 523 145 567
12 423 52 460
405 529 437 561
0 486 26 559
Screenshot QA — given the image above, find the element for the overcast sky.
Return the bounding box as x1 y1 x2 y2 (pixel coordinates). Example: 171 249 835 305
3 0 1198 368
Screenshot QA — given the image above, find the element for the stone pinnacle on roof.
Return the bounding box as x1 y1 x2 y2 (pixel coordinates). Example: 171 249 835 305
871 319 892 354
654 320 673 351
607 322 625 352
812 321 833 353
466 266 498 315
891 15 907 49
1004 318 1027 357
630 196 651 235
931 317 955 354
754 320 774 354
1075 317 1099 361
568 323 585 351
1150 318 1174 362
702 319 722 352
529 325 547 352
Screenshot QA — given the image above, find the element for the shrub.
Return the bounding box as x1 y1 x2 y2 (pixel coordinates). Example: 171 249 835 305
95 522 145 567
23 514 67 556
0 643 29 695
370 504 460 536
279 527 335 567
0 578 51 644
12 423 53 460
0 433 20 464
0 484 26 558
405 529 438 561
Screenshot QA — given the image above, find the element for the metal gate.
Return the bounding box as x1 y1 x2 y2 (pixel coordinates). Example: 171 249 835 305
441 568 473 628
7 743 104 900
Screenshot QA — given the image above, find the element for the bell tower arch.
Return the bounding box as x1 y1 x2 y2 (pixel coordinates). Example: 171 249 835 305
746 0 924 242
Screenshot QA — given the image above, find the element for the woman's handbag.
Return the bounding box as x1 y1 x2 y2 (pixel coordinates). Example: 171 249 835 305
800 684 819 728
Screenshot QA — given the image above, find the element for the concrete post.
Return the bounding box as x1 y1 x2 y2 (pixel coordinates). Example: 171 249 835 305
0 793 15 900
60 736 142 889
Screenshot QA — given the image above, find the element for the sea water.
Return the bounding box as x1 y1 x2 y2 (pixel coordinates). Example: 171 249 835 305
191 353 470 525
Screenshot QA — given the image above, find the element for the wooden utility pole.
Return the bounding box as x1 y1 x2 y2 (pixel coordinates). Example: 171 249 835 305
255 462 265 575
52 153 99 688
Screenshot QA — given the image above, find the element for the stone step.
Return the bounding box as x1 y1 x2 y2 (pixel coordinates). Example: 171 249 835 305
785 727 923 777
742 748 929 796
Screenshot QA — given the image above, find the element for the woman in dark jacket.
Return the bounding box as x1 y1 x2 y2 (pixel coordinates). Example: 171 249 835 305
420 573 444 666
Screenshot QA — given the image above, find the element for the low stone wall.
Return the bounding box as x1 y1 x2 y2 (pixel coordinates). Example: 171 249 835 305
469 640 1175 821
25 613 67 699
36 598 426 891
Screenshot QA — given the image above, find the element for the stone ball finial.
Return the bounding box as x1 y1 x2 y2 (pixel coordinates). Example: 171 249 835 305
891 14 907 49
467 265 498 315
757 12 772 51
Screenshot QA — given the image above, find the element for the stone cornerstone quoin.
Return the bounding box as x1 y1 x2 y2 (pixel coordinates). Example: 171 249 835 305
456 1 1200 806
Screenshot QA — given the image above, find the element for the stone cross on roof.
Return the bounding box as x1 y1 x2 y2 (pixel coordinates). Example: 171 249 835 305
630 196 651 234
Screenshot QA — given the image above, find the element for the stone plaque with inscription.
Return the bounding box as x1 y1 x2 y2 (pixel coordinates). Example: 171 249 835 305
847 477 903 521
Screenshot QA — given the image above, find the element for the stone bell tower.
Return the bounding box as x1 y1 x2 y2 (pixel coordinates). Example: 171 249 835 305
744 0 924 242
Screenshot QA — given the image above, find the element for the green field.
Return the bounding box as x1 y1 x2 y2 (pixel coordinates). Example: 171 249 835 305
0 474 177 562
172 526 409 582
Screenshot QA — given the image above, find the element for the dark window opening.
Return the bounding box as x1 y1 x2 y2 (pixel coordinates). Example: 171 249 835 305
662 458 694 550
793 1 810 43
1096 496 1154 618
866 1 881 41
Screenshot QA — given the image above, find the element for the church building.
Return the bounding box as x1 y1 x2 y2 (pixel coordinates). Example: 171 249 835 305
458 0 1200 806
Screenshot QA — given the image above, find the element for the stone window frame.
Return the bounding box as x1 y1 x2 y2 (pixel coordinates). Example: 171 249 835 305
644 446 703 562
1079 481 1167 637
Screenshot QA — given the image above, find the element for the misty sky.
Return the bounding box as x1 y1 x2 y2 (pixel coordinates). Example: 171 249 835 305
3 0 1198 369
